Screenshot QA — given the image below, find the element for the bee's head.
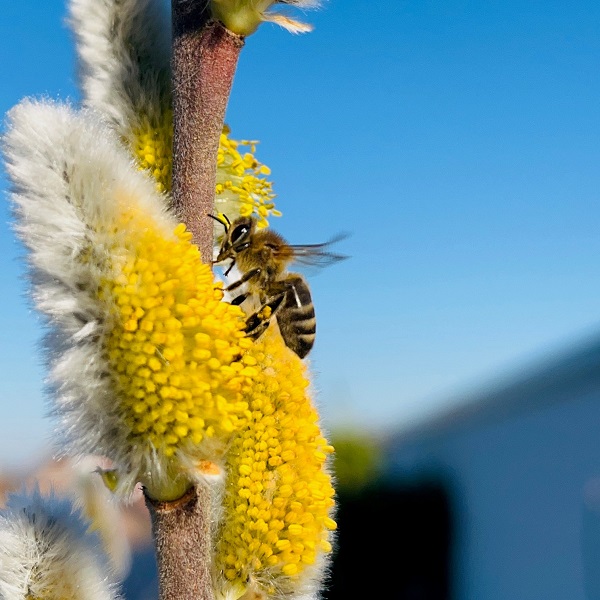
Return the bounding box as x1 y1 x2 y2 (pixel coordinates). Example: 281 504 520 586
208 214 256 265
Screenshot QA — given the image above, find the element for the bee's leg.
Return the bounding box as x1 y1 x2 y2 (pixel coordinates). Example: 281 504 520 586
224 267 262 293
244 293 286 340
222 268 262 305
231 292 249 306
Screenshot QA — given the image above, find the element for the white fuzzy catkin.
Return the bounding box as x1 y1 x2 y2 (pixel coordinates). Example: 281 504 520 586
69 0 171 136
3 99 179 494
0 489 120 600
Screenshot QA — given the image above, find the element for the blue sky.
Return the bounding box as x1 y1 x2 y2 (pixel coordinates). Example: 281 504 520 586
1 0 600 470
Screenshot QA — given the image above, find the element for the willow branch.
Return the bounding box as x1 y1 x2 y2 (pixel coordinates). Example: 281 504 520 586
145 485 214 600
171 2 245 263
146 4 245 600
143 4 246 600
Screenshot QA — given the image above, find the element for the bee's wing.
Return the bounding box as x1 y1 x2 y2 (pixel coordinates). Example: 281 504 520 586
289 232 350 270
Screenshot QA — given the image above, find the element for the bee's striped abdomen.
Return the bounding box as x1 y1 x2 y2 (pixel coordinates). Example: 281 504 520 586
277 275 316 359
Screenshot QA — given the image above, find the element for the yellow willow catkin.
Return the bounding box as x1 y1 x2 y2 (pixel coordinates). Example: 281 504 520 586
216 126 279 228
131 114 279 227
131 113 172 194
215 327 336 595
98 207 254 463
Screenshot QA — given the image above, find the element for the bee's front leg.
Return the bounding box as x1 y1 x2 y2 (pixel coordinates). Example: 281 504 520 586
223 268 261 305
230 293 249 306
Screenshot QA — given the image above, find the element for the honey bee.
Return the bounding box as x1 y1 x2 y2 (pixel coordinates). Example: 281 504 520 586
209 214 347 359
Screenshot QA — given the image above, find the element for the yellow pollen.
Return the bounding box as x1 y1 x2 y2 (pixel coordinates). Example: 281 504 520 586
215 328 336 593
99 209 253 467
131 115 280 227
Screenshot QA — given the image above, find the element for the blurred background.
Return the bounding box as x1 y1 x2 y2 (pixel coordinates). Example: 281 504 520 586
2 0 600 598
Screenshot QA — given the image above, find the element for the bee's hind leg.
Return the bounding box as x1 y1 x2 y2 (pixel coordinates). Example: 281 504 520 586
244 294 285 341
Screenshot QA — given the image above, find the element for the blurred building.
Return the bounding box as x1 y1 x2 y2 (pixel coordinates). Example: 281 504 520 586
384 333 600 600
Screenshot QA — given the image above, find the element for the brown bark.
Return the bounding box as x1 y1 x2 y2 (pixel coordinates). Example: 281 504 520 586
145 484 215 600
171 4 245 263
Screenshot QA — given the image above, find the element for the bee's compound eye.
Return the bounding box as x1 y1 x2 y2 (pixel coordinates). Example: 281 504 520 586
231 224 250 244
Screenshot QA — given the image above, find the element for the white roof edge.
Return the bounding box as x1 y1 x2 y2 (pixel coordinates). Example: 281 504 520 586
386 331 600 445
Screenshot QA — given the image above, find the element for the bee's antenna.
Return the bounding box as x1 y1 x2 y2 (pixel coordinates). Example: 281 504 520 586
207 213 230 231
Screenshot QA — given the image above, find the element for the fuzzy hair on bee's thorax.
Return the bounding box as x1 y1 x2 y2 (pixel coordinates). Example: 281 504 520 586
237 228 295 282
